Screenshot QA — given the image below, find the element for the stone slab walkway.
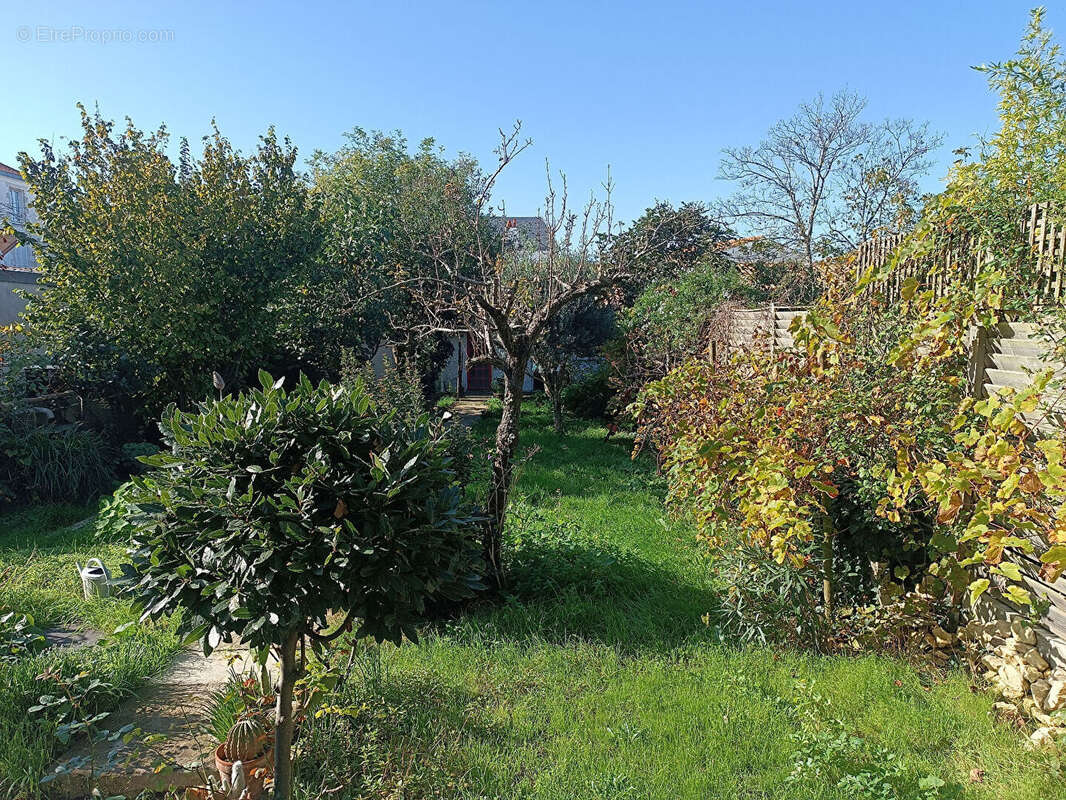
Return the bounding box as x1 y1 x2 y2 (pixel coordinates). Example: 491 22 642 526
43 626 104 650
46 642 271 799
448 397 488 427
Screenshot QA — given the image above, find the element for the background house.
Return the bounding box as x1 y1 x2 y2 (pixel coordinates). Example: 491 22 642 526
0 161 40 326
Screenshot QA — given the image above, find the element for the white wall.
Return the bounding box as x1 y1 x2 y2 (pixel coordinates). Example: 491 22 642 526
375 336 536 395
0 270 38 326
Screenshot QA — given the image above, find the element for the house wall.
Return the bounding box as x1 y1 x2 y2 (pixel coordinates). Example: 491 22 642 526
0 269 38 326
374 336 536 396
0 165 39 271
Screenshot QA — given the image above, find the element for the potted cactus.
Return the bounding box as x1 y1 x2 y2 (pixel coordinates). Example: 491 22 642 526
214 717 272 799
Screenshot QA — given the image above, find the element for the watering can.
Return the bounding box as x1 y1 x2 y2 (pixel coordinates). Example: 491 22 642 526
75 558 112 599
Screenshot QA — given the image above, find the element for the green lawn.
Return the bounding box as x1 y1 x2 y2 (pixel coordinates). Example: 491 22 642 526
294 403 1062 800
0 503 183 800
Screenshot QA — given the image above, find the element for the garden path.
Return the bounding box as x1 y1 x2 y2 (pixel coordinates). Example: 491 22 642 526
47 642 272 799
448 397 488 427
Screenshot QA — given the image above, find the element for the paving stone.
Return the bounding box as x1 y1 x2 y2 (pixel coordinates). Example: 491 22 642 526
42 626 105 650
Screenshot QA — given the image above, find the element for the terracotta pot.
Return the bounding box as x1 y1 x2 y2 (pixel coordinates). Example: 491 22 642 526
184 789 227 800
214 741 273 799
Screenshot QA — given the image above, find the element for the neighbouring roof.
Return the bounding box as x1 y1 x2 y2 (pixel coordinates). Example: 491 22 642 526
0 162 21 180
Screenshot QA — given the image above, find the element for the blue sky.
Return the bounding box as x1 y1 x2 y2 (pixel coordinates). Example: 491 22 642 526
2 0 1058 224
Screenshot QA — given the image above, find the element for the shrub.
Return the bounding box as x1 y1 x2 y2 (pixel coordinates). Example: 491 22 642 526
0 423 115 505
633 301 963 647
441 423 479 490
562 367 615 420
712 539 827 649
119 371 483 798
341 349 426 423
120 441 159 475
435 394 457 410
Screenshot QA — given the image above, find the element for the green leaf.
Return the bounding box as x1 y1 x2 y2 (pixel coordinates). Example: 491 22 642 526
968 578 990 607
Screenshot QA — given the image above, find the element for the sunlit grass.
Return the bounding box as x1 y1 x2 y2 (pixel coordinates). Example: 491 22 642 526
1 403 1057 798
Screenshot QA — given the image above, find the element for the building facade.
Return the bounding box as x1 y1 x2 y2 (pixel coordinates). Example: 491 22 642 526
0 161 39 325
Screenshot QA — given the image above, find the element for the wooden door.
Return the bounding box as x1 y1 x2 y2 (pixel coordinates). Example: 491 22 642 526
466 333 492 393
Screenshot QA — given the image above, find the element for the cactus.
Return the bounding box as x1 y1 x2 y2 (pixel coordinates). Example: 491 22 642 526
225 717 267 762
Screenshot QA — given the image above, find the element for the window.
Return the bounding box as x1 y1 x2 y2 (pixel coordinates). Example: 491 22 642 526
8 187 24 221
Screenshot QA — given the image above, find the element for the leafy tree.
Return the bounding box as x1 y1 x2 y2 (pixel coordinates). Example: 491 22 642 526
610 262 765 414
309 129 480 384
719 90 941 271
606 201 731 289
120 372 482 799
17 107 322 427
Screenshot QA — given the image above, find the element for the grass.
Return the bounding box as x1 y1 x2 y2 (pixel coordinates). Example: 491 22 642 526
0 503 183 799
294 401 1062 800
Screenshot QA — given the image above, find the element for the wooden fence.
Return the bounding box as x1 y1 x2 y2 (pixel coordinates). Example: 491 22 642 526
852 203 1066 305
727 305 808 352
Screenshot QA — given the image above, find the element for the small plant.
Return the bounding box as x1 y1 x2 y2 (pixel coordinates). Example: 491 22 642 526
204 668 275 744
94 480 138 543
204 685 244 747
225 717 269 762
435 394 457 410
0 609 46 662
31 667 136 796
484 397 503 416
442 424 479 490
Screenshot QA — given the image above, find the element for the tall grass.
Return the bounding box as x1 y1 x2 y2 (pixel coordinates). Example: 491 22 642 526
1 424 115 505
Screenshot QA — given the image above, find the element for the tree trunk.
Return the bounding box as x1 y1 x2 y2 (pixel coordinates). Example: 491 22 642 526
484 360 527 586
542 366 566 434
272 630 301 800
820 516 834 622
550 389 564 434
